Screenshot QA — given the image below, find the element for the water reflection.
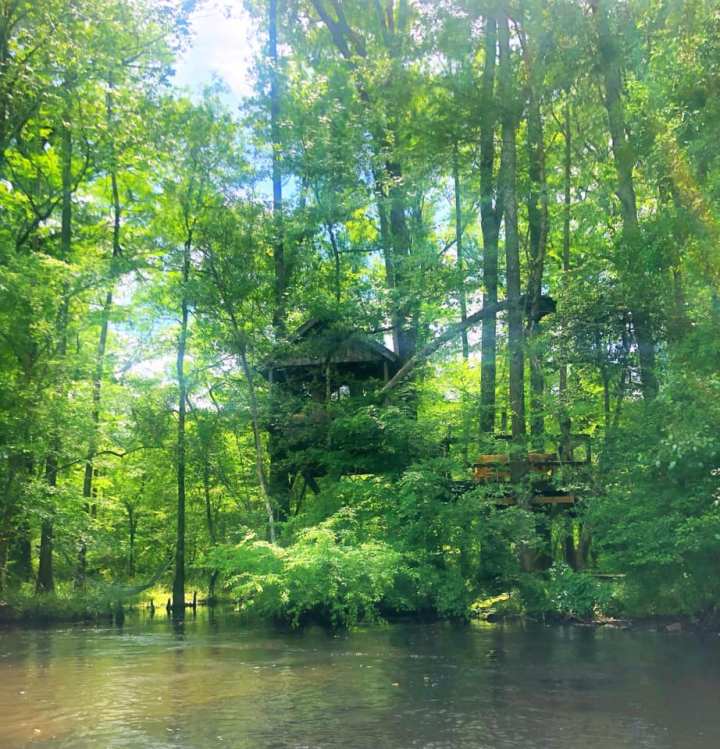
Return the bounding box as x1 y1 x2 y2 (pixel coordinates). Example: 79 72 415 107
0 612 718 748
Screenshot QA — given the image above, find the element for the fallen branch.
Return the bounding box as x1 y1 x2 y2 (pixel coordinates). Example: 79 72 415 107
380 300 509 395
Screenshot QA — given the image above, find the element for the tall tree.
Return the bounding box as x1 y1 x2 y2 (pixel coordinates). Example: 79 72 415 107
498 12 525 476
268 0 287 336
36 83 75 594
592 0 657 399
519 7 549 450
479 16 502 434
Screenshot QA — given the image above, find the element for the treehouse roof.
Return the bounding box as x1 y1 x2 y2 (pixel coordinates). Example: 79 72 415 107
262 318 399 379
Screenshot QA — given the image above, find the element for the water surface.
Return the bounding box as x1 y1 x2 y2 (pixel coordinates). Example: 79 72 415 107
1 610 718 748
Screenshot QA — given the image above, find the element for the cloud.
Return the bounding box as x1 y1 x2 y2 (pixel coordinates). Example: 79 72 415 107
174 3 260 100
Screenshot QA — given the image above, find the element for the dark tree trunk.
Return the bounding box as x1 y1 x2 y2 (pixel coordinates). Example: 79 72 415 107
269 0 286 336
8 518 33 582
202 457 220 600
1 441 35 589
385 153 417 366
172 237 191 618
36 521 54 593
522 24 549 451
498 14 526 479
479 16 501 434
593 0 657 399
126 504 137 578
374 174 415 367
559 97 573 459
311 1 417 368
0 455 20 590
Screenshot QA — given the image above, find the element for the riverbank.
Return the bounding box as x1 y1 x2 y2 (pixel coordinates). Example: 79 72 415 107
475 602 720 635
0 592 128 625
2 591 719 636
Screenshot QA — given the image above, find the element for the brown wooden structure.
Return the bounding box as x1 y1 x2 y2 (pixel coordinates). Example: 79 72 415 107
471 434 591 506
261 319 403 514
263 318 400 398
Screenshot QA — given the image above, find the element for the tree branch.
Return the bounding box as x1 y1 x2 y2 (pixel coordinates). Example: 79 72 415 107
380 300 509 395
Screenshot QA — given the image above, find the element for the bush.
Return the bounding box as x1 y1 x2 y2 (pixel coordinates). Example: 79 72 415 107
211 521 403 627
0 588 121 624
546 563 612 619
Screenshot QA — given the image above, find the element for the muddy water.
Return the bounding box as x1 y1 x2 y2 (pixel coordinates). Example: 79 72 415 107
1 611 719 748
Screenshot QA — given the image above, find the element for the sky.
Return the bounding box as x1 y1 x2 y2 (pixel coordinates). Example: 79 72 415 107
118 3 260 381
173 2 259 102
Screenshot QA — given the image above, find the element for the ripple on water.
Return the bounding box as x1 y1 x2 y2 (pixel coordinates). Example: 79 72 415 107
0 615 719 748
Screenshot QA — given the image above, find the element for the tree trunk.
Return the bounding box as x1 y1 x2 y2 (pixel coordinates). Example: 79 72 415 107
269 0 286 335
498 14 526 480
522 23 549 451
593 0 657 399
559 97 573 459
9 518 33 582
77 89 124 587
453 142 469 360
203 456 220 600
36 521 54 593
374 174 413 367
453 141 470 462
479 16 501 434
238 346 277 544
37 95 73 594
205 256 278 542
0 454 21 590
36 455 58 593
385 153 417 366
267 0 293 519
172 236 191 618
126 504 136 578
310 1 417 368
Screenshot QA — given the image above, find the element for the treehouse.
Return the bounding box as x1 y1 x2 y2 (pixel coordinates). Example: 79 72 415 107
262 318 400 399
261 319 406 505
471 434 591 506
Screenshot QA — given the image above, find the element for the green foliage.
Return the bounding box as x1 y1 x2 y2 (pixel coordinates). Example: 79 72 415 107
210 464 540 624
1 0 719 629
210 520 402 627
0 589 125 624
587 366 720 615
545 564 612 620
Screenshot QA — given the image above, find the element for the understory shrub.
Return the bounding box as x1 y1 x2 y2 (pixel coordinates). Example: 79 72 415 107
546 563 612 619
210 466 543 625
210 522 404 627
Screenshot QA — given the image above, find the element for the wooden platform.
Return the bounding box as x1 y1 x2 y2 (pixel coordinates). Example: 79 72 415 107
495 494 576 506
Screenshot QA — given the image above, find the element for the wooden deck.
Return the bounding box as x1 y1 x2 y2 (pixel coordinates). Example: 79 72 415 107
470 447 588 507
494 494 576 506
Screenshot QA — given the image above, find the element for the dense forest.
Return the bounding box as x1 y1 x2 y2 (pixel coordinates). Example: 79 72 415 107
0 0 719 627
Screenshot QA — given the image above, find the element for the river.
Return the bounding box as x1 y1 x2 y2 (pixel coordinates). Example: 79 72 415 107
1 610 718 748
